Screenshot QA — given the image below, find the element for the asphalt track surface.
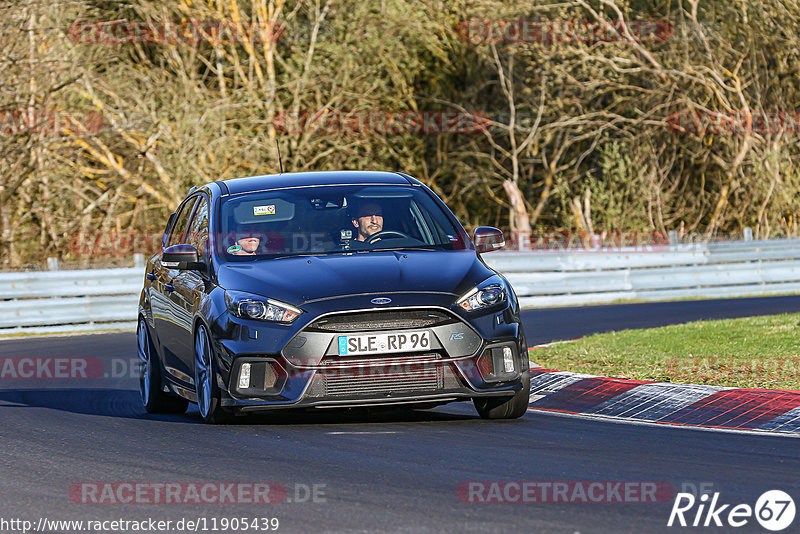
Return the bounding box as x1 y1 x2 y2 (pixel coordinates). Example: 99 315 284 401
1 296 799 533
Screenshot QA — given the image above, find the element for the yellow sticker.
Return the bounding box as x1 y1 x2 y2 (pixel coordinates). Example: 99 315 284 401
254 205 276 216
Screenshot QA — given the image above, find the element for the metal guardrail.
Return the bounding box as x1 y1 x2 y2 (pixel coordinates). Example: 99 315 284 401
0 268 142 334
1 239 799 333
484 239 800 307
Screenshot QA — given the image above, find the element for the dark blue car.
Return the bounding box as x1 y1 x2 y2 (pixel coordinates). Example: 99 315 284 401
137 171 530 423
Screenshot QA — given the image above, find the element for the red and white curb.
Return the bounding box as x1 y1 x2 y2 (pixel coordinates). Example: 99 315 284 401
526 367 800 434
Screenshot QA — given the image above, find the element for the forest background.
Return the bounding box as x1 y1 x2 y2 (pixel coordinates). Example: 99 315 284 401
2 0 799 268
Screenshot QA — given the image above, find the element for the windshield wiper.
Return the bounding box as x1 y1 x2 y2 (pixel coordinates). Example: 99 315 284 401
248 250 354 260
369 246 442 252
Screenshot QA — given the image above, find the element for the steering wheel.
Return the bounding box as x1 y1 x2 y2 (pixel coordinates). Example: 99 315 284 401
366 230 411 244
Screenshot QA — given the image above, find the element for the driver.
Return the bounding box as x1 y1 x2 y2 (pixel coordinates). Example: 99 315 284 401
351 202 384 242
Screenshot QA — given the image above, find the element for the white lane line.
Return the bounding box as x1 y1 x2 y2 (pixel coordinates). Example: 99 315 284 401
528 338 582 351
327 431 400 435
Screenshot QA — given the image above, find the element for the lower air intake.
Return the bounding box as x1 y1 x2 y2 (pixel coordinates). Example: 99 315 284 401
319 354 443 397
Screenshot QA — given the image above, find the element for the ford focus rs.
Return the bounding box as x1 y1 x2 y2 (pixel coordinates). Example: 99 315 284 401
137 171 530 423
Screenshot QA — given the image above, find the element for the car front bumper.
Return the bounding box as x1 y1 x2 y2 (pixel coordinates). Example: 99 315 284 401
212 306 528 412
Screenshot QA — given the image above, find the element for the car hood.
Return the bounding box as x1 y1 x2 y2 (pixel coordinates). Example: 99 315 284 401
217 250 493 308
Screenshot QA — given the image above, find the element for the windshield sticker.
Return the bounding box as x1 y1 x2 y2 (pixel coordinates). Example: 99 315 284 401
340 230 353 240
227 244 242 253
254 205 276 216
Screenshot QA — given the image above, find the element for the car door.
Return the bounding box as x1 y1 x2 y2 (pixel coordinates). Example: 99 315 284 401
154 196 198 384
146 212 176 349
168 194 211 375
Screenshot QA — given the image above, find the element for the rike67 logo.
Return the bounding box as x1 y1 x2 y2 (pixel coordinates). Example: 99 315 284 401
668 490 795 531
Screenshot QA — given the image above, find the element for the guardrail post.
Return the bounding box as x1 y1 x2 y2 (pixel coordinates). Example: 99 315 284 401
46 257 59 271
744 227 753 241
134 253 145 269
668 231 678 245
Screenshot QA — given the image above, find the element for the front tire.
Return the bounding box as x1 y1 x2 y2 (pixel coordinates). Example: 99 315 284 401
194 324 233 424
138 318 188 414
473 371 531 419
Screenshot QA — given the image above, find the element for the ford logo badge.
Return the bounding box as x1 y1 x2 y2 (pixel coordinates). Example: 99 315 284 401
371 297 392 305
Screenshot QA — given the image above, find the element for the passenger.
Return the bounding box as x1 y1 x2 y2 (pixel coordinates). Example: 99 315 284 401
228 227 262 255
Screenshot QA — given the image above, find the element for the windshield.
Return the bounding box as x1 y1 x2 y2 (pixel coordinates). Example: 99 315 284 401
218 184 468 260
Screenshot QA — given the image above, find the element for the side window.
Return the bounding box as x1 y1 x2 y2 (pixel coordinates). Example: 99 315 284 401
161 212 177 250
187 196 209 257
408 200 438 243
166 197 198 247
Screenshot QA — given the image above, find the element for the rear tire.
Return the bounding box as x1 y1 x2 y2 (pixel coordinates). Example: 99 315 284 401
138 318 188 414
473 372 531 419
194 324 234 424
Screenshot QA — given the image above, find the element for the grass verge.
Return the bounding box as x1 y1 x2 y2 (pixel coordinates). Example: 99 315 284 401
528 313 800 389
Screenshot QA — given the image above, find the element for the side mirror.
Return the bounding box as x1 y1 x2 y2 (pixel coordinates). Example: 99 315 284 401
474 227 505 253
162 244 202 270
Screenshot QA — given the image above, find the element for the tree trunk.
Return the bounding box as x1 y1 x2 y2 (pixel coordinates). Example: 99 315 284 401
502 179 531 250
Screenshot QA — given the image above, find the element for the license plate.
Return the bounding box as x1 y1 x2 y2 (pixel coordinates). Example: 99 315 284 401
337 331 431 356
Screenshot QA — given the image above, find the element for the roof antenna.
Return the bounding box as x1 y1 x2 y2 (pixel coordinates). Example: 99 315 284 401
276 138 284 174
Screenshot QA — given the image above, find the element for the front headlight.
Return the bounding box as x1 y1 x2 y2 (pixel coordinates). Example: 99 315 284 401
456 275 507 312
225 290 303 324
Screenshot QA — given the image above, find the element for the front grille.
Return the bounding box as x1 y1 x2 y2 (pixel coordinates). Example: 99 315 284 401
307 309 454 333
319 354 443 396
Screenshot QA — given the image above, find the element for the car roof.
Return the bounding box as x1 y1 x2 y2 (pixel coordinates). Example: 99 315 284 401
220 170 412 195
